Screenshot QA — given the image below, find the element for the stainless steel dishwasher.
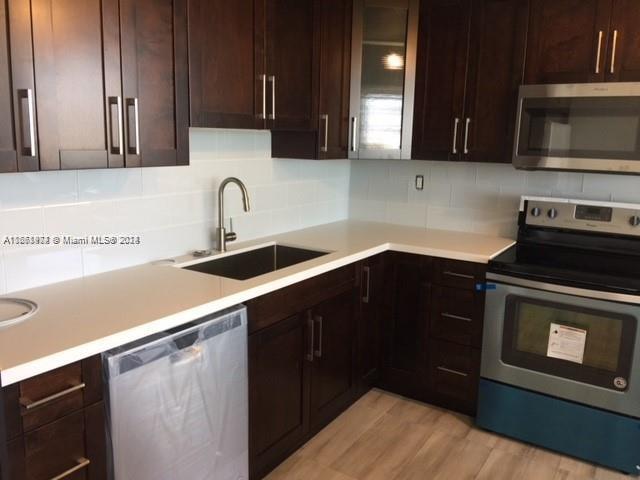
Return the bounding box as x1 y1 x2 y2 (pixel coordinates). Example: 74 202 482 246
103 305 248 480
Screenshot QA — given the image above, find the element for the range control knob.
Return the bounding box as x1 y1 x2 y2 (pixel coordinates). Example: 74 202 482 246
530 207 541 217
630 215 640 227
547 208 558 219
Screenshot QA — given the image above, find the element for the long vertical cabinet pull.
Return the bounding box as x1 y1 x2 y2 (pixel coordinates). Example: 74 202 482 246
314 315 323 358
320 114 329 152
463 118 471 154
362 266 371 304
126 98 140 155
451 117 460 154
595 30 603 74
350 117 358 152
268 75 276 120
610 30 619 74
306 313 315 362
17 89 37 157
108 96 124 155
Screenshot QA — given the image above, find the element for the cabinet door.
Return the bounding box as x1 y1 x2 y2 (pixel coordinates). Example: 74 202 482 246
309 290 356 429
188 0 265 129
411 0 471 161
525 0 613 84
317 0 352 159
358 255 385 390
0 1 18 172
380 253 432 398
606 0 640 82
30 0 122 170
249 314 309 479
265 0 316 131
6 0 40 172
120 0 189 167
462 0 528 163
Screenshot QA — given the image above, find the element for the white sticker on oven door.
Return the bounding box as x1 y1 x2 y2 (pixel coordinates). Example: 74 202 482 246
547 323 587 364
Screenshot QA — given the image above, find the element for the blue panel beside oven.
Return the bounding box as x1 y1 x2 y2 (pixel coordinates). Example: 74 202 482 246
476 379 640 475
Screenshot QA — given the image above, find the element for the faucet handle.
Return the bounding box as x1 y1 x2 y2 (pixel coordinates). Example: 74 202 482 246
225 217 237 243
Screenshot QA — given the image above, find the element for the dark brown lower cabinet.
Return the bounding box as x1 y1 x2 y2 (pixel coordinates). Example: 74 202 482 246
248 266 358 479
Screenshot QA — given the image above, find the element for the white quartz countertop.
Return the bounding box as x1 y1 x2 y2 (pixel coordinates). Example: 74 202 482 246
0 220 514 386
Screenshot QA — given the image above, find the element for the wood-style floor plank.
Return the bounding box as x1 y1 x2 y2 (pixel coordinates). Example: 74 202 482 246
266 389 631 480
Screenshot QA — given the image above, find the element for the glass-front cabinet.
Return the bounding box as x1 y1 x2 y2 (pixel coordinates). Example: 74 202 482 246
349 0 419 159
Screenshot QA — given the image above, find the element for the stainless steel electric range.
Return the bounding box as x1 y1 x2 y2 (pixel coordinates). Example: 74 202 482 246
477 196 640 475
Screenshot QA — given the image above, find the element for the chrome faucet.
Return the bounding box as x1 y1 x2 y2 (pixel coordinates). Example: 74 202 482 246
216 177 251 252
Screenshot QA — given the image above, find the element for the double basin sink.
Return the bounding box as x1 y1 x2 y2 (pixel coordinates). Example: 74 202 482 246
183 244 329 281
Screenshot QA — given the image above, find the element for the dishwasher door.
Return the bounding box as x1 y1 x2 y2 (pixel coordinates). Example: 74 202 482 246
103 305 248 480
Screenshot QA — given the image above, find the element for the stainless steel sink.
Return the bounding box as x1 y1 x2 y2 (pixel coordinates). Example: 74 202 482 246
182 244 329 280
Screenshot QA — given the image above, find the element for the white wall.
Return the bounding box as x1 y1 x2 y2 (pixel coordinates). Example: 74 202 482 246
349 159 640 238
0 130 350 294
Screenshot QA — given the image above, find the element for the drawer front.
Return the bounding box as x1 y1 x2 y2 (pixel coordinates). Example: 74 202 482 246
433 258 485 290
430 286 484 347
7 403 106 480
247 265 356 333
428 340 480 411
3 356 103 436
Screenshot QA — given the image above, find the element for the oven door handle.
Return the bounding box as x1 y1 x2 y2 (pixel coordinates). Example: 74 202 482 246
486 273 640 305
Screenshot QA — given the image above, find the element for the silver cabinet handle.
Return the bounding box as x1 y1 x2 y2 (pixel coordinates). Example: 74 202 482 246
320 114 329 152
350 116 358 152
463 117 471 154
436 366 468 377
362 265 371 304
452 117 460 154
610 30 618 74
314 315 323 358
20 382 86 410
306 314 314 362
441 312 472 323
443 270 474 280
49 457 90 480
268 75 276 120
18 89 37 157
595 30 603 74
126 98 140 155
108 96 124 155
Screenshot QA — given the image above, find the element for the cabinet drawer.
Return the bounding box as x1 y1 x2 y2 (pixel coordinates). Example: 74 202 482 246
428 340 480 413
433 258 485 290
8 403 106 480
430 286 484 347
247 265 356 333
3 356 103 438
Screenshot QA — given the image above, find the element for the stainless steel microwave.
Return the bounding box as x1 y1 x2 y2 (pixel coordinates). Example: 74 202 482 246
513 83 640 174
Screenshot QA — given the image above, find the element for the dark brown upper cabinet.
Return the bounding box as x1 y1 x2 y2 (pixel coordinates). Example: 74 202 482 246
412 0 528 163
119 0 189 168
188 0 265 129
606 0 640 82
1 0 188 173
188 0 317 134
525 0 613 84
2 0 39 173
412 0 471 161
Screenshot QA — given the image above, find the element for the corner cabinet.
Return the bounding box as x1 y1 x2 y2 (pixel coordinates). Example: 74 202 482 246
411 0 528 163
0 0 188 173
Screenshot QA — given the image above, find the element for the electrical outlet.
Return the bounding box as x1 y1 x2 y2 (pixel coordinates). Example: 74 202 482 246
415 175 424 191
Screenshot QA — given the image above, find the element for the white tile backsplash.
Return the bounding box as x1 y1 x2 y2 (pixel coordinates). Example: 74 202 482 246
0 129 351 293
350 159 640 238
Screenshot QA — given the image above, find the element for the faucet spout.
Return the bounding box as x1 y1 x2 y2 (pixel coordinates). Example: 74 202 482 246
216 177 251 252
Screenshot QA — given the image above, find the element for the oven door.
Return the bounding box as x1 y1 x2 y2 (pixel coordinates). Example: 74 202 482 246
482 273 640 418
513 83 640 174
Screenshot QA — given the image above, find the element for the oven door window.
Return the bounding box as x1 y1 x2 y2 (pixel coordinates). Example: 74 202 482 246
502 295 636 391
517 96 640 160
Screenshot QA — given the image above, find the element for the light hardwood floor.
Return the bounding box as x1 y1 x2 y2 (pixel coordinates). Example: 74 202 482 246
266 389 631 480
